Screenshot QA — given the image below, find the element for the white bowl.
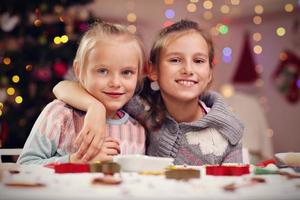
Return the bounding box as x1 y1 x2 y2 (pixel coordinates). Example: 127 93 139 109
275 152 300 167
113 155 174 172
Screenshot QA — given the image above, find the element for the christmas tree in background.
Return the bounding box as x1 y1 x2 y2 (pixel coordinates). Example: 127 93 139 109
0 0 93 153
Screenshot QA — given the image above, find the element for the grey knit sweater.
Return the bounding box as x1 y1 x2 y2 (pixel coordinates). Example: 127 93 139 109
125 91 244 165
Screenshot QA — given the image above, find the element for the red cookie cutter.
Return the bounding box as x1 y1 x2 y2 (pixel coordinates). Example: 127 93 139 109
206 165 250 176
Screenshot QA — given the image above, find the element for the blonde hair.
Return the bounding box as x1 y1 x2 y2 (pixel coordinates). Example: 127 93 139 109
74 21 145 92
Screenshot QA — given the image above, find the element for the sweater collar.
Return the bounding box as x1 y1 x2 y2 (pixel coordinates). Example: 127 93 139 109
166 91 244 145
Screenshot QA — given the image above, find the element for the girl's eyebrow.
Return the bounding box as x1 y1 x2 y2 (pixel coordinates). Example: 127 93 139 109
165 52 208 58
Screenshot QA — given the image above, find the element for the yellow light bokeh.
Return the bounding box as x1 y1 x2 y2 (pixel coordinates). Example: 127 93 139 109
54 36 61 44
220 5 230 14
7 87 15 96
12 75 20 83
220 84 235 98
284 3 294 12
253 45 263 54
0 110 2 117
3 57 11 65
0 102 3 110
230 0 240 5
203 0 213 9
61 35 69 43
203 11 213 20
187 3 197 12
127 25 137 33
253 16 262 25
253 32 262 41
164 0 174 5
254 5 264 14
15 96 23 104
190 0 199 2
127 13 137 22
276 27 286 36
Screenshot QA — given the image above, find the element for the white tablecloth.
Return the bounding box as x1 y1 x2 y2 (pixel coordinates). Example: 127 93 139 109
0 165 300 200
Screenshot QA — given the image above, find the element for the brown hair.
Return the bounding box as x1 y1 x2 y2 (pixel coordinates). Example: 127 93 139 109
74 20 146 92
139 19 215 130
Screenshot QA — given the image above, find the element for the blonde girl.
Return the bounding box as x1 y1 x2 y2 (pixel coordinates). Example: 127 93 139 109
18 21 146 164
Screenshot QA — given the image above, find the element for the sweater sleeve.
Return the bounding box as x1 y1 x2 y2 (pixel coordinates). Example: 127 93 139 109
222 142 243 164
17 100 73 165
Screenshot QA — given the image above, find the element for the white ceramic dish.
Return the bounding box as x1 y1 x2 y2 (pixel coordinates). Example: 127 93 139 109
113 155 174 172
275 152 300 167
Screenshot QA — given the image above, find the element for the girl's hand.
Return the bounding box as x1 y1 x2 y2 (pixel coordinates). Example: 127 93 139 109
75 102 107 162
90 137 121 162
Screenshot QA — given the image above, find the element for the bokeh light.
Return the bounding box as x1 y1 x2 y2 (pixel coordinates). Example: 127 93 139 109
61 35 69 43
276 27 286 36
279 52 288 61
253 16 262 25
253 45 263 54
220 84 235 98
296 79 300 89
127 25 136 33
222 55 232 63
12 75 20 83
165 9 175 19
187 3 197 12
253 32 262 41
254 5 264 14
255 79 264 87
203 11 213 20
203 0 213 9
164 0 174 5
127 13 137 22
54 36 61 44
15 96 23 104
7 87 15 95
219 24 229 34
25 64 33 71
220 5 230 14
284 3 294 12
223 47 232 56
230 0 240 5
3 57 11 65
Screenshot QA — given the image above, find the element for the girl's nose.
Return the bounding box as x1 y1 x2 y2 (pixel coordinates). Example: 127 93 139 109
108 74 121 87
181 61 194 75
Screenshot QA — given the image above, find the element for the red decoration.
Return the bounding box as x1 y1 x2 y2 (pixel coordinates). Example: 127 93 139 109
206 165 250 176
53 61 68 78
272 50 300 103
53 163 90 173
232 33 259 84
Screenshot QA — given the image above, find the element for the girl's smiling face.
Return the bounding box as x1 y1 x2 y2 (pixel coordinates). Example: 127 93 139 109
152 32 212 105
80 39 139 118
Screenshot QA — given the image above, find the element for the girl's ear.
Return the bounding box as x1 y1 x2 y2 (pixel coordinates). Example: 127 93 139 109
147 63 158 81
73 61 81 80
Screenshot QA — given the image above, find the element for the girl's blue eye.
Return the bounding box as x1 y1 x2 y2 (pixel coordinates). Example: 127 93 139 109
97 68 108 75
169 58 181 63
122 70 135 77
194 59 205 64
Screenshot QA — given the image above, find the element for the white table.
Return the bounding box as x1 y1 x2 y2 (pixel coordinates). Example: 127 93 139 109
0 164 300 200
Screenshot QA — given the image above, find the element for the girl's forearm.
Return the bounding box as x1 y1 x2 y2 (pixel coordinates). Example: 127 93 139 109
53 80 104 112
